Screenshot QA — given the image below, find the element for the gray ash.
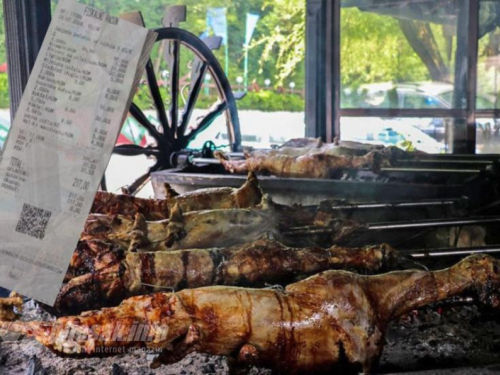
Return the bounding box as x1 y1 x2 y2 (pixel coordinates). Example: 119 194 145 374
380 304 500 374
1 300 500 374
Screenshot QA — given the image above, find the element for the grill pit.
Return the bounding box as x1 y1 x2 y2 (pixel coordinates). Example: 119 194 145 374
1 301 500 374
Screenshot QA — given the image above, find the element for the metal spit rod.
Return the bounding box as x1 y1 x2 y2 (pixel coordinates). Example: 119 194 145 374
284 216 500 236
398 159 493 165
192 157 225 165
408 245 500 258
323 199 459 210
368 216 500 230
192 158 483 174
379 167 481 174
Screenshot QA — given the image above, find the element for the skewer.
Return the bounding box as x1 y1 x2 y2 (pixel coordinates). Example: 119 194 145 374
408 245 500 259
367 216 500 230
191 157 223 165
323 199 458 210
192 157 483 174
398 159 493 165
379 167 481 174
284 216 500 236
414 153 500 160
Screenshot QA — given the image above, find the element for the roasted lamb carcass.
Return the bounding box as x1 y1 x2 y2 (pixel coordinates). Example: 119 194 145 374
4 255 500 373
216 137 421 178
215 149 383 178
91 172 262 220
56 239 397 314
68 210 363 282
81 196 278 252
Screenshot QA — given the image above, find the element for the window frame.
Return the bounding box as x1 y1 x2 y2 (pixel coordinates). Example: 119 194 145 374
4 0 495 154
3 0 51 120
310 0 492 154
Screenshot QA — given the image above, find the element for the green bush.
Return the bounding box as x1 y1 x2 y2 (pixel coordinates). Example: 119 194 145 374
240 90 304 112
0 74 9 109
133 85 304 113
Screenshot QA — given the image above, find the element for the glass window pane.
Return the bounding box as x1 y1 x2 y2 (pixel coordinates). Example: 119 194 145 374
340 117 455 154
476 117 500 153
341 0 468 110
50 0 306 195
51 0 306 146
477 1 500 109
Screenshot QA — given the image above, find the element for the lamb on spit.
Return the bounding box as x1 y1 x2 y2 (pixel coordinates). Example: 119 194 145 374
91 172 262 220
56 239 397 314
66 214 367 283
214 137 418 178
81 195 278 252
215 149 384 178
2 255 499 373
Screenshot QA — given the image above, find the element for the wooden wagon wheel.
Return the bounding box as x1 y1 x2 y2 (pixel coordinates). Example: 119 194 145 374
102 15 241 196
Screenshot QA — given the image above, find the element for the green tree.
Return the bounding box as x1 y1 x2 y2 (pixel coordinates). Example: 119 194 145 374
0 2 5 64
253 0 305 86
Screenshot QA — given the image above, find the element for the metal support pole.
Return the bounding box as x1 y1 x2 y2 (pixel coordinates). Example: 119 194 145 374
305 0 327 140
326 0 340 143
452 0 479 154
466 0 479 154
2 0 51 121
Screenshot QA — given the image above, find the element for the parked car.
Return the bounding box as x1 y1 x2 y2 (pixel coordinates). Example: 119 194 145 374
187 110 306 151
341 117 444 154
344 82 499 146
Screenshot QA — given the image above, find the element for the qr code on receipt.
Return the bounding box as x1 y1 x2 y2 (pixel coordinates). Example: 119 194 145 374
15 203 52 240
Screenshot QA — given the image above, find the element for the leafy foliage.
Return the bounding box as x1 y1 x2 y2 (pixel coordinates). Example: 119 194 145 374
341 8 430 89
3 1 487 112
0 74 9 108
253 0 305 86
0 3 5 65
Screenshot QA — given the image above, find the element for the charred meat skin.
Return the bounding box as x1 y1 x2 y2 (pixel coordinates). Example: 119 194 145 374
91 172 262 220
65 241 120 281
81 196 277 252
91 191 170 221
56 239 397 314
5 255 500 373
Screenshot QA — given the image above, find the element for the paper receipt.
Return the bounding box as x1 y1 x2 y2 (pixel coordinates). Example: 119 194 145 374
0 0 156 305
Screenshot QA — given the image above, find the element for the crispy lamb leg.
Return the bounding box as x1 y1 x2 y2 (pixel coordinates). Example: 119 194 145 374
82 196 278 252
91 172 262 220
215 149 383 178
3 255 500 373
56 240 398 314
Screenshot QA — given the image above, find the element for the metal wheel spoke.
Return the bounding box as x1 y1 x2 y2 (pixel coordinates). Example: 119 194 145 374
126 162 163 196
178 61 208 138
184 101 227 142
165 38 181 138
113 144 161 157
100 175 107 191
129 102 167 145
145 60 170 135
105 27 240 192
